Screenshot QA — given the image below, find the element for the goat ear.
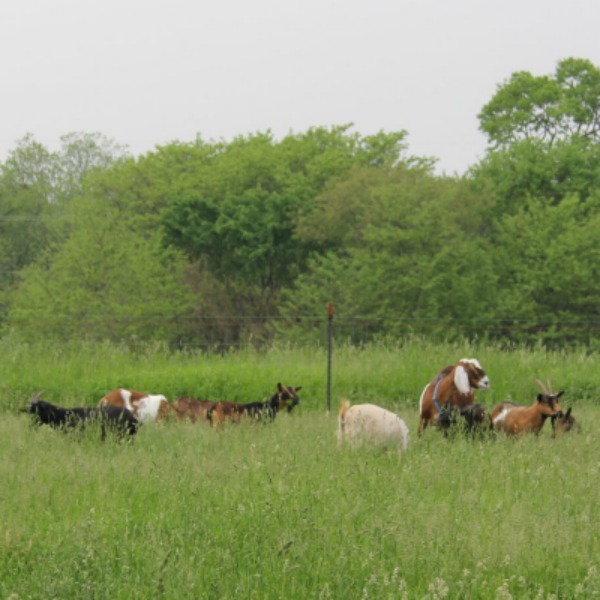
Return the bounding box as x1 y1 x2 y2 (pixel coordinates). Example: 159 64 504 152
277 383 283 392
537 393 544 402
556 391 565 399
294 386 302 392
454 366 470 394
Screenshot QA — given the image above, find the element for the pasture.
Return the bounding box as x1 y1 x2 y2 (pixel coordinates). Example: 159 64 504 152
1 339 599 598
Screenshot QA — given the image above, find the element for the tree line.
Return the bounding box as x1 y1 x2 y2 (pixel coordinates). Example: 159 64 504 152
1 57 599 349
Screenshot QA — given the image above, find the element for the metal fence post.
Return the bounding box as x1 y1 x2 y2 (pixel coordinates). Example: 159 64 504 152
327 303 334 413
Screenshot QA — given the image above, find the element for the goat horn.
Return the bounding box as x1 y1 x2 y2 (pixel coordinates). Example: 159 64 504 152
546 379 553 394
29 391 43 404
536 379 548 395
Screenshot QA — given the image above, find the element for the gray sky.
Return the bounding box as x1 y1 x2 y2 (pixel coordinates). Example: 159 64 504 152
1 0 599 175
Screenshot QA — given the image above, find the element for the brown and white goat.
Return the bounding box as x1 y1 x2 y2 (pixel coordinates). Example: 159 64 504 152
417 358 490 436
490 380 564 436
99 389 170 424
338 399 409 450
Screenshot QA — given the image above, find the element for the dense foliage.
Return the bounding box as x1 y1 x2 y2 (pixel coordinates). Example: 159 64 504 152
1 58 599 348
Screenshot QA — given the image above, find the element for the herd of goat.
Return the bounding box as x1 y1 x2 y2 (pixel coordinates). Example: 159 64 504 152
21 383 302 441
20 358 578 447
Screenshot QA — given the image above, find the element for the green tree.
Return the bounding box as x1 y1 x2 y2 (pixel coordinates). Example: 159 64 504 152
55 132 129 200
161 127 410 315
280 165 497 342
471 136 600 215
473 56 600 220
0 133 130 324
479 57 600 148
472 58 600 346
490 194 600 345
0 137 57 321
1 132 128 205
8 201 195 344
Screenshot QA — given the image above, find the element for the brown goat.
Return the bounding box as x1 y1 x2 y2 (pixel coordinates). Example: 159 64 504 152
171 398 217 424
490 380 564 436
207 384 302 425
417 358 490 435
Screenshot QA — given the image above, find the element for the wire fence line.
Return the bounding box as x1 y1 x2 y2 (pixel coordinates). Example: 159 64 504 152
3 313 599 350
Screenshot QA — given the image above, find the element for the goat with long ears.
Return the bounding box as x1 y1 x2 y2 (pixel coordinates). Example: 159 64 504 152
417 358 490 436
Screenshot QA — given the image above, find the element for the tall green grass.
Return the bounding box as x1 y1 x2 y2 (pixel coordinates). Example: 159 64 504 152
2 411 599 598
1 337 597 411
1 339 598 598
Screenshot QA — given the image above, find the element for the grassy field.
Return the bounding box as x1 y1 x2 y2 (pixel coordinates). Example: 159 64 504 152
1 340 599 598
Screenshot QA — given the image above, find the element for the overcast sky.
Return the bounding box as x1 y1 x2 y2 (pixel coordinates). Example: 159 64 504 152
1 0 599 175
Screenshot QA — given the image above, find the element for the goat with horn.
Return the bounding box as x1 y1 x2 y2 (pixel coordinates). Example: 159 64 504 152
490 379 564 436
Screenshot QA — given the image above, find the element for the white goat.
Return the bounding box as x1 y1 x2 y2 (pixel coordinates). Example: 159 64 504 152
338 399 409 450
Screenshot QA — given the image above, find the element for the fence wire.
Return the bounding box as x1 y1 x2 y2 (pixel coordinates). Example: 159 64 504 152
3 313 599 350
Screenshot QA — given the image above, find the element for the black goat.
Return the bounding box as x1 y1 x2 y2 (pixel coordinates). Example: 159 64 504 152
22 392 139 440
435 402 489 437
551 407 578 437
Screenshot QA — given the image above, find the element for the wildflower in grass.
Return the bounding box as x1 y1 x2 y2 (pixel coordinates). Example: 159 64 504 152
427 577 449 599
495 580 513 600
584 565 598 585
534 587 546 600
361 573 379 599
574 565 599 598
390 567 409 599
360 569 408 600
318 582 332 599
396 579 409 599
